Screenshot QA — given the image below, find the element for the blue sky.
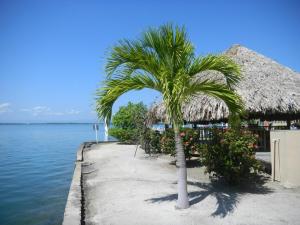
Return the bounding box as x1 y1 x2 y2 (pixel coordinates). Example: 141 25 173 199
0 0 299 123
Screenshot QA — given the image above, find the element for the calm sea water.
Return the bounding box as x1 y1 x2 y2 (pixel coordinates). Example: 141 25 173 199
0 124 110 225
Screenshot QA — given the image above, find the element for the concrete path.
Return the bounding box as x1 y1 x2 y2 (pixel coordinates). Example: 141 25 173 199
83 143 300 225
256 152 271 163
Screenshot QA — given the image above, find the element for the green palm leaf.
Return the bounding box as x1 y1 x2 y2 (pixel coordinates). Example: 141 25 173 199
189 55 242 89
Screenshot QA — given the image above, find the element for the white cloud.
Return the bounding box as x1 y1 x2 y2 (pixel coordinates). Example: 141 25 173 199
48 112 65 116
20 108 30 112
0 103 12 114
21 106 50 116
48 109 80 116
20 106 80 116
67 109 80 115
32 106 51 116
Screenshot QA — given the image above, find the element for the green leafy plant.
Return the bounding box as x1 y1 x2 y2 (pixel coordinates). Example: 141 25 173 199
109 128 138 144
201 128 262 184
149 130 161 153
139 128 162 154
108 102 147 144
160 129 176 155
159 128 203 159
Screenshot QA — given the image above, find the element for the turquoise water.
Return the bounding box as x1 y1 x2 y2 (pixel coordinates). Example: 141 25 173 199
0 124 110 225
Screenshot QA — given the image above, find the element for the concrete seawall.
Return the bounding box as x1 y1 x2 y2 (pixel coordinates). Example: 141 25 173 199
62 143 84 225
62 141 117 225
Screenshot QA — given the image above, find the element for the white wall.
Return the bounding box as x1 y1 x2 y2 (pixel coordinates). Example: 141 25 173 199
270 130 300 188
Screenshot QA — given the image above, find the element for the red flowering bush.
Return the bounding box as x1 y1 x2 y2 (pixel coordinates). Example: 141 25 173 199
159 128 202 159
179 128 201 159
201 128 262 184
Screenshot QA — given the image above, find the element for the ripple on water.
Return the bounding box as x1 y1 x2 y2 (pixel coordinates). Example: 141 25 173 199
0 124 107 225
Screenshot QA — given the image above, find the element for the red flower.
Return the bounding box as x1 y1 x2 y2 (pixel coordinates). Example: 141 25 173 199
248 143 254 148
180 132 185 137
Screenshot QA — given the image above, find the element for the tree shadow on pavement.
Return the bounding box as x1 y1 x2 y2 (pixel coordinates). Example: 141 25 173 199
185 159 202 168
146 176 272 217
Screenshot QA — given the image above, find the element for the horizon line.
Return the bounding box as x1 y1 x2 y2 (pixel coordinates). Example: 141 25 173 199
0 122 104 125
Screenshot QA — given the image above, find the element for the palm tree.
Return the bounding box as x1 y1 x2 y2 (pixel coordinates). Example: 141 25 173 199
96 24 243 209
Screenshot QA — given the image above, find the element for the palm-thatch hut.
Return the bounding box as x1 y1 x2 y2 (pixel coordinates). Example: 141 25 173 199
149 45 300 125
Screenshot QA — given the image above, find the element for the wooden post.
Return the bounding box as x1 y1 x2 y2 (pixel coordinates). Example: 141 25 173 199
287 120 291 129
263 130 267 152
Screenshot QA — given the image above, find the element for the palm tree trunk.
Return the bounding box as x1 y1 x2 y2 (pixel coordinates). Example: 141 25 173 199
173 124 190 209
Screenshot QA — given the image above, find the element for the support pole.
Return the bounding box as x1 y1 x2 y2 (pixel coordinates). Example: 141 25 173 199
104 118 109 142
95 127 98 143
287 119 291 129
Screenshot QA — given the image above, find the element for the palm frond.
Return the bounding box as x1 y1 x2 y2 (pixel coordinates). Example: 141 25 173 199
106 39 161 80
141 24 195 78
106 24 195 82
188 55 242 89
186 79 244 115
96 74 160 124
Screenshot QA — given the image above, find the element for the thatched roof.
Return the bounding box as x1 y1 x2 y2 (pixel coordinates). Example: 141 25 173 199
149 45 300 123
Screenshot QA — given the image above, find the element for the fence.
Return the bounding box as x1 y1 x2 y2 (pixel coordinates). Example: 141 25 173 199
195 125 290 152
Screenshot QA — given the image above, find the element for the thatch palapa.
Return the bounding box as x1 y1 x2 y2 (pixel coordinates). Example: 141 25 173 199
149 45 300 123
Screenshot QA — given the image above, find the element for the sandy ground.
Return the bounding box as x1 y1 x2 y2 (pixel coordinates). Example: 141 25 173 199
83 143 300 225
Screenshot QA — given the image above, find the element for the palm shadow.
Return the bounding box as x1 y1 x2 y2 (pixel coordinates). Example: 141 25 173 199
186 159 203 168
146 176 272 217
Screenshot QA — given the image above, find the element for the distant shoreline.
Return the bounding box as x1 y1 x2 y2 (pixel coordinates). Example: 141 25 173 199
0 122 104 125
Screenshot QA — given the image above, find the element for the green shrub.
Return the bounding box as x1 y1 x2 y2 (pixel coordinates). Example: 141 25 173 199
109 128 138 144
149 130 161 153
109 102 147 144
159 128 204 158
139 127 150 151
160 129 176 155
112 102 147 129
139 128 161 154
200 128 262 184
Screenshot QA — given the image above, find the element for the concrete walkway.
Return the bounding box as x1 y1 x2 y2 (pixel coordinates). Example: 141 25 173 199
256 152 271 163
83 143 300 225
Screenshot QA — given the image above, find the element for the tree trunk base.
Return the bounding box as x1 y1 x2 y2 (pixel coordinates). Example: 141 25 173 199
176 167 190 209
175 204 190 210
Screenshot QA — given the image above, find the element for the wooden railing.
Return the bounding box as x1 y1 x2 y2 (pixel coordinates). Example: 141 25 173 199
194 125 290 152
